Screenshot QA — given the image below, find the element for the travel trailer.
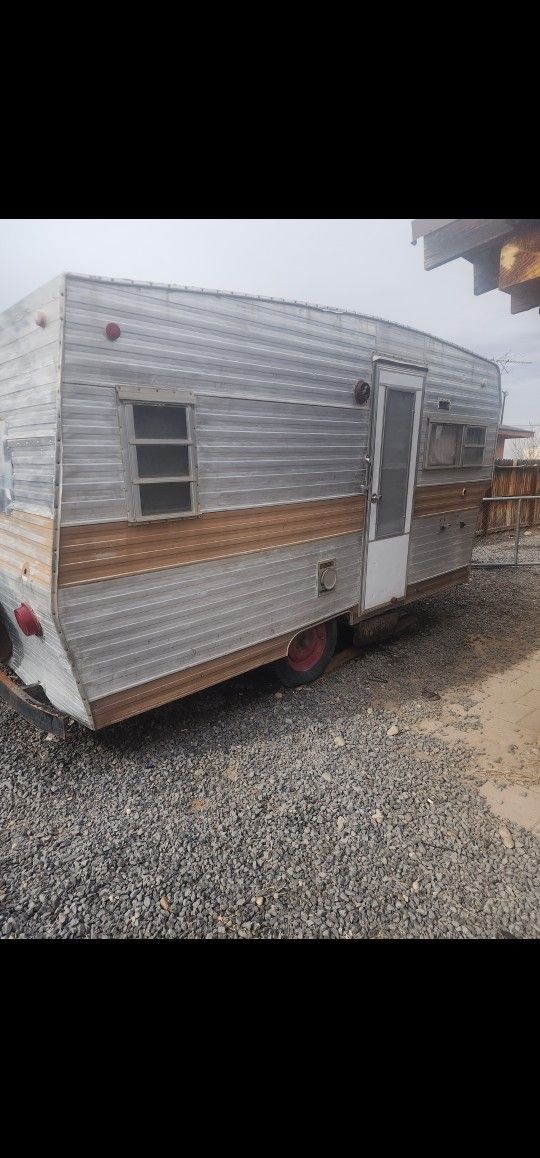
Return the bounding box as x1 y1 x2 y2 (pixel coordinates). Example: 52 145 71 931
0 274 501 734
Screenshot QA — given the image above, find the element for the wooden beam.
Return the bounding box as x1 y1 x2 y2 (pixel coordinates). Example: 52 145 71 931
499 226 540 290
422 219 539 271
509 278 540 314
411 219 456 243
469 244 502 295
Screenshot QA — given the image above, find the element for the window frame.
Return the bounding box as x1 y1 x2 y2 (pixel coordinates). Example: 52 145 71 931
117 386 199 522
425 417 487 470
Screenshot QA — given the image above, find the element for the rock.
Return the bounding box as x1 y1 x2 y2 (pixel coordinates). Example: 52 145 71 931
387 724 399 737
333 736 345 747
159 896 171 912
255 896 264 907
322 772 333 782
190 798 208 811
499 827 514 850
422 688 441 700
224 762 238 782
275 692 283 699
336 816 345 831
371 810 383 824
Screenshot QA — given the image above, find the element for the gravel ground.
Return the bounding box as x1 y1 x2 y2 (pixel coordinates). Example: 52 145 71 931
1 569 539 940
472 527 540 565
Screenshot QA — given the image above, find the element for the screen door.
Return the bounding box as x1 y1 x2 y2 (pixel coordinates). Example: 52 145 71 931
363 364 424 611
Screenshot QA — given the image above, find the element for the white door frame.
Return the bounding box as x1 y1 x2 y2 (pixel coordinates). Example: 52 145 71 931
361 359 426 612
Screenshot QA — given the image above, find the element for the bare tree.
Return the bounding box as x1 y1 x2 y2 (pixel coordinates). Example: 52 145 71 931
509 424 540 460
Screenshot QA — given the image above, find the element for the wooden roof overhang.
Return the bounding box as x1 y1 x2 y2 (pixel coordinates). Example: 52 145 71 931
411 219 540 314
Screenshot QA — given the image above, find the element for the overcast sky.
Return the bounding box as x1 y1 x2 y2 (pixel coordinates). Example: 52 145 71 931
0 218 537 424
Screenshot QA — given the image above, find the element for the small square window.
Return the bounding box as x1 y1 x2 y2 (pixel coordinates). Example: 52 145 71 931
118 390 198 521
426 421 486 470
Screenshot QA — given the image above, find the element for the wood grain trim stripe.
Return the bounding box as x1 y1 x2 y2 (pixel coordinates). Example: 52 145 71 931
59 496 365 587
406 566 469 601
91 632 295 728
414 480 490 517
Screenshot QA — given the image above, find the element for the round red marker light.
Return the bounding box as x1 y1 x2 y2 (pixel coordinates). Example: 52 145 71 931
14 603 43 637
105 322 121 341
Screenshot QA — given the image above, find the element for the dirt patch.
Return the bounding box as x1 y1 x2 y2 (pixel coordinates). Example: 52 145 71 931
479 781 540 837
358 586 540 828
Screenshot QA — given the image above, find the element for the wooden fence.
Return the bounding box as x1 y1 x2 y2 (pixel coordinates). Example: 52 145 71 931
477 461 540 534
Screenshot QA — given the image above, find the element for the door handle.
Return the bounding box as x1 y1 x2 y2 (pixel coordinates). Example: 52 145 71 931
360 455 372 490
371 493 381 503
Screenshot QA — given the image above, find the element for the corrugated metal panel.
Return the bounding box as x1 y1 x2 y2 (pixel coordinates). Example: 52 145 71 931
407 511 477 585
60 382 369 524
61 277 500 524
196 397 368 508
0 277 92 726
62 278 377 405
0 278 62 518
58 535 363 701
9 436 56 513
60 280 375 525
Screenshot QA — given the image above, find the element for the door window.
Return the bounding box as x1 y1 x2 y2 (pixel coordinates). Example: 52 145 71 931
376 388 416 538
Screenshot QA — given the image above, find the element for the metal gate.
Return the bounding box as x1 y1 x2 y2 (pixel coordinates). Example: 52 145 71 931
472 496 540 566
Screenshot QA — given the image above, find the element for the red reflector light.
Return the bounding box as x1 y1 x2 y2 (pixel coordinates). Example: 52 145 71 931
14 603 43 637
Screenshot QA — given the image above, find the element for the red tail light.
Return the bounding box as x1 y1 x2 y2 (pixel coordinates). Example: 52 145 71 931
14 603 43 637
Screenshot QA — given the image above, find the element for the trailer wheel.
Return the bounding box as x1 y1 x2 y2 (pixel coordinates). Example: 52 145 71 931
272 619 338 687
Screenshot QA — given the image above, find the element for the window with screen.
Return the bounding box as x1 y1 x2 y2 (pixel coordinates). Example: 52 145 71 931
426 422 486 469
118 388 198 520
461 426 486 466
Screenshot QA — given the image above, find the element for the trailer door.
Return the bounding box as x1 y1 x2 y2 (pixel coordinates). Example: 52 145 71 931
362 362 424 611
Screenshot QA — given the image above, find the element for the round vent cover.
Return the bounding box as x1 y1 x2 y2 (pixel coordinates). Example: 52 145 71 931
354 379 370 405
320 564 337 592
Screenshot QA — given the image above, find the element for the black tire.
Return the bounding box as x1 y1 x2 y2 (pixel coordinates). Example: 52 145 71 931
272 618 338 687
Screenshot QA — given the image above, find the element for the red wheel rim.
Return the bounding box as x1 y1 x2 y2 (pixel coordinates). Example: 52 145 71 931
287 624 327 672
